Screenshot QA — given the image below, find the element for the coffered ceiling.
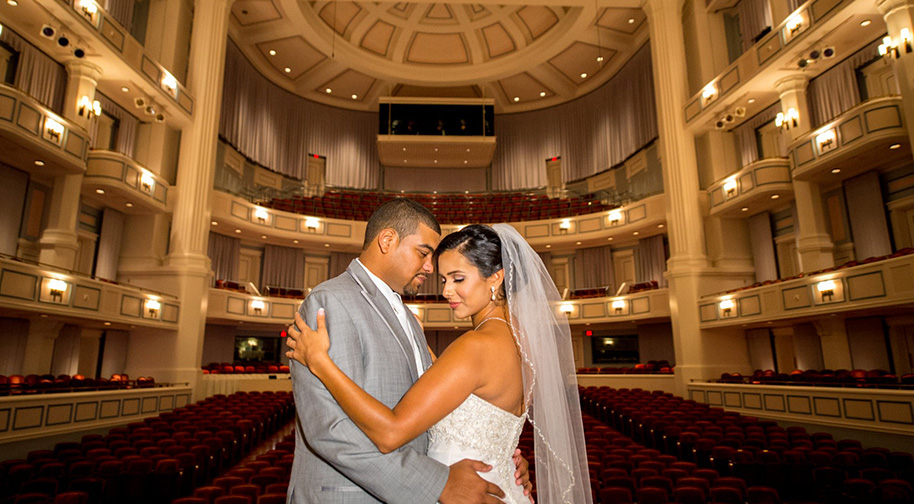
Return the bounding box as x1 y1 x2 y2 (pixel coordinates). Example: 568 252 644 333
228 0 649 112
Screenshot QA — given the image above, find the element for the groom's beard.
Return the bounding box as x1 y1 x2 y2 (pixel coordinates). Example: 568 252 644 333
403 273 429 296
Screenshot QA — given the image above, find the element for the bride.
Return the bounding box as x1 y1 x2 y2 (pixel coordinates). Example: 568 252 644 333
286 224 592 504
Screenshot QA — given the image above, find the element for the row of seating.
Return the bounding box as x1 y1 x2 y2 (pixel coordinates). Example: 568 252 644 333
0 374 154 396
578 361 674 375
202 363 289 375
0 391 294 504
719 369 914 389
578 386 914 503
716 247 914 296
264 190 614 224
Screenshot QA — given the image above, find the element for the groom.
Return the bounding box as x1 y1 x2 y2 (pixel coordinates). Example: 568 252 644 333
288 198 530 503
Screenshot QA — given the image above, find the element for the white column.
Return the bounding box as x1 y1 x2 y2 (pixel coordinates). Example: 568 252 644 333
775 75 835 272
644 0 750 394
22 319 64 375
877 0 914 150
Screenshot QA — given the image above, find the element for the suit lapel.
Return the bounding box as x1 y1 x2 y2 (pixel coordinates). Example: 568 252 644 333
405 310 432 372
346 261 419 382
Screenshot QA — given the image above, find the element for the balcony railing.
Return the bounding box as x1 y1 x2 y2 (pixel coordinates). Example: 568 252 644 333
707 158 793 217
85 150 171 213
0 84 89 174
789 96 909 182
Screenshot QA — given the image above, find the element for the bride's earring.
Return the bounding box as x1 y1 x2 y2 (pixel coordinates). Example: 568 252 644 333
490 285 496 302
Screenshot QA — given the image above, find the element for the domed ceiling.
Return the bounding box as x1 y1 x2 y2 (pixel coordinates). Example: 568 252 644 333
227 0 649 112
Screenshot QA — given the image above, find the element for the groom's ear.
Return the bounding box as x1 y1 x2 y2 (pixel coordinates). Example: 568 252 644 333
377 228 399 254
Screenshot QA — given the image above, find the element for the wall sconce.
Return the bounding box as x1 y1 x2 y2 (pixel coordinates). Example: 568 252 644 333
612 299 626 315
305 217 319 231
559 303 574 314
775 108 799 130
78 96 101 118
140 171 155 194
817 280 836 302
816 129 836 152
559 219 571 232
701 84 717 105
719 299 735 317
723 176 738 198
255 207 269 224
161 71 178 98
145 299 161 318
79 0 98 21
785 15 803 36
879 29 912 59
48 278 68 303
44 117 65 143
607 210 624 226
251 299 265 315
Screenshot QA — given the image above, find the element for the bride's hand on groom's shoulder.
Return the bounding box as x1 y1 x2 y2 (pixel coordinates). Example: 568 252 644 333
285 309 331 371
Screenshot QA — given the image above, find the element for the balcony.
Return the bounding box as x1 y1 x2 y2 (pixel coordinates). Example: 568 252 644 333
0 255 180 329
207 288 300 326
698 251 914 328
551 288 671 325
707 158 793 217
0 84 89 175
790 96 910 183
83 150 171 213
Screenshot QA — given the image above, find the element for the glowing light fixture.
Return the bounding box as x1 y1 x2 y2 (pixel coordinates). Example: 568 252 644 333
78 95 101 118
723 176 738 197
407 305 420 316
817 280 836 302
140 171 155 193
775 108 799 129
612 299 626 314
560 303 574 314
816 129 836 151
305 217 319 231
719 299 735 317
701 84 717 104
48 279 67 302
608 209 624 226
251 299 265 315
254 207 269 224
559 219 571 231
161 71 178 97
44 117 65 143
786 15 803 35
145 299 161 318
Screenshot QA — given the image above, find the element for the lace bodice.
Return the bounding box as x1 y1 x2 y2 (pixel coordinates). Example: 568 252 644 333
428 394 527 503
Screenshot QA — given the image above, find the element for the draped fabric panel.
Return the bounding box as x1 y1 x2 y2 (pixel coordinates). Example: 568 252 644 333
0 27 67 112
221 40 379 188
104 0 135 33
95 209 124 281
208 231 240 281
786 0 802 15
261 245 305 290
329 252 359 279
492 44 657 189
807 38 882 128
734 102 782 166
635 235 667 286
93 93 139 157
730 0 772 51
572 245 615 291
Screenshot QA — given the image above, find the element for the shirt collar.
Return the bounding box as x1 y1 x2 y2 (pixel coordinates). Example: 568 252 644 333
355 258 403 309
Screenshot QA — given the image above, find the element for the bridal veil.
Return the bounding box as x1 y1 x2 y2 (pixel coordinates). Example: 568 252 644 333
493 224 593 504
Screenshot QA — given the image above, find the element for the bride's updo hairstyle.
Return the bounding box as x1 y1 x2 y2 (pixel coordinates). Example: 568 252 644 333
433 224 506 302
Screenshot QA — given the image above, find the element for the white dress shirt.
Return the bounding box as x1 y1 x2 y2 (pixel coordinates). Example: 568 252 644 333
356 259 426 377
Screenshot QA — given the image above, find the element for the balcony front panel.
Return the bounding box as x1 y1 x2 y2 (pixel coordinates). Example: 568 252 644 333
0 84 89 175
0 385 191 444
688 382 914 436
211 191 667 251
790 96 910 183
84 150 171 213
698 252 914 328
0 256 180 329
707 158 793 217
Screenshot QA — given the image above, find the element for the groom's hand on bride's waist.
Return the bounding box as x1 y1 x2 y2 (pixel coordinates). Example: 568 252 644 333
439 459 505 504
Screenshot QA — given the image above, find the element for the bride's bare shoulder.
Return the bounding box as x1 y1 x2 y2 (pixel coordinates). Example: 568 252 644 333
440 323 515 361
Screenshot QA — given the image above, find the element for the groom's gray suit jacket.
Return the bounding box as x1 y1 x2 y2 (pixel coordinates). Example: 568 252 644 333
288 260 448 503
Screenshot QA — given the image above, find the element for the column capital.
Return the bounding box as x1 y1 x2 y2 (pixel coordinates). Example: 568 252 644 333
876 0 914 17
774 74 810 95
641 0 687 19
64 60 103 81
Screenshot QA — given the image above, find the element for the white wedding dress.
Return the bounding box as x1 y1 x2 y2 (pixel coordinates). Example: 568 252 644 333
428 393 529 504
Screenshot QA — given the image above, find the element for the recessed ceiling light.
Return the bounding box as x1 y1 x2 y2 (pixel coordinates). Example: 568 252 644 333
466 148 470 152
741 207 749 212
860 19 871 27
658 224 664 228
261 235 267 239
545 244 552 248
402 147 406 151
293 239 299 244
403 159 407 162
434 148 438 152
434 160 437 163
748 98 756 104
34 160 45 166
628 18 635 24
8 0 19 5
211 221 218 225
269 49 277 55
540 91 546 97
770 194 780 199
235 229 242 233
103 322 111 326
580 73 588 79
575 241 582 245
324 243 330 247
96 189 105 194
325 88 332 93
831 168 841 174
596 56 604 63
607 237 613 241
351 94 358 99
120 86 129 93
890 143 902 149
633 231 640 235
464 160 468 164
513 96 520 102
284 67 291 73
125 202 134 208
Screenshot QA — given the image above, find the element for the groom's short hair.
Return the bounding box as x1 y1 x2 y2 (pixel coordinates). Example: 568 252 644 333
363 198 441 250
